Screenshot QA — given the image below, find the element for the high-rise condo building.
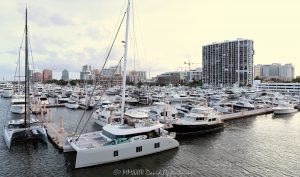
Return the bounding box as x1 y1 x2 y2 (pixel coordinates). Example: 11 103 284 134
202 39 254 86
42 69 52 82
61 69 69 81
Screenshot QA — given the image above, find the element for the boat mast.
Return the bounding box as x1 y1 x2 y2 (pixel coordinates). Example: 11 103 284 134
120 0 131 124
24 8 30 128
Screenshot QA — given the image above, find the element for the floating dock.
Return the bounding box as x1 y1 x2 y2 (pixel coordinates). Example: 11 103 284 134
43 122 69 150
45 104 65 108
221 108 273 121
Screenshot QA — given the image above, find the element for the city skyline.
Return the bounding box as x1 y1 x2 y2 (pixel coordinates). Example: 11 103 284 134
1 0 300 81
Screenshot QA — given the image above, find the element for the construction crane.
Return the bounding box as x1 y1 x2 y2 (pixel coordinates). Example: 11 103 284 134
184 59 201 82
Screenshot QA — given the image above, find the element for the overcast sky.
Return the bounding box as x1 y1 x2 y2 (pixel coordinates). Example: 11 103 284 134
1 0 300 80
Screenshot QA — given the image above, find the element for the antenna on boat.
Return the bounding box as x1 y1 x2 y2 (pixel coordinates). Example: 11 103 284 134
120 0 131 124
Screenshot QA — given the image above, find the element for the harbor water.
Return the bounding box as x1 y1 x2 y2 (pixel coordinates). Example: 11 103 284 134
1 98 300 177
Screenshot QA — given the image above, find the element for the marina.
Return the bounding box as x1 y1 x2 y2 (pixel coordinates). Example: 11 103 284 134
1 96 300 176
1 0 300 176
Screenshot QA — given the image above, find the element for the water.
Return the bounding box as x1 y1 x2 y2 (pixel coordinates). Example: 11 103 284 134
1 97 300 177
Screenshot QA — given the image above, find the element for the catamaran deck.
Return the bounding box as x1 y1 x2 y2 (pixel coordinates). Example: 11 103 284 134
71 132 108 149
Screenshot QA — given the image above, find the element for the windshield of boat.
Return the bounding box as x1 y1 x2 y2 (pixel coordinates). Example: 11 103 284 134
102 129 159 140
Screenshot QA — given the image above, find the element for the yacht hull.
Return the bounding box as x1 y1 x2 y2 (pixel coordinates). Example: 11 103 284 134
94 119 108 127
273 108 297 115
171 122 224 134
68 137 179 168
65 103 79 109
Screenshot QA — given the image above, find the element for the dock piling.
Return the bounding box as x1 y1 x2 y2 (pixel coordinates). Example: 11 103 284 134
59 115 65 134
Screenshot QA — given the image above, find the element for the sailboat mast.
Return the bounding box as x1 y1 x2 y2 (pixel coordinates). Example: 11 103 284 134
120 0 131 124
24 8 30 128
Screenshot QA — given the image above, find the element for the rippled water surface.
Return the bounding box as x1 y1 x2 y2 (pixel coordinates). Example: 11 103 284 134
1 98 300 177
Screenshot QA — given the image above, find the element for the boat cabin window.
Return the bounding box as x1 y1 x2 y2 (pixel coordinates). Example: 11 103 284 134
12 102 26 105
195 117 205 121
154 142 160 148
8 124 24 129
149 110 157 115
102 130 159 140
113 150 118 157
136 146 142 152
208 118 217 122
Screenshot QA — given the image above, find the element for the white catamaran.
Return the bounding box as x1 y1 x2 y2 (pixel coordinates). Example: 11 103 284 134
65 0 179 168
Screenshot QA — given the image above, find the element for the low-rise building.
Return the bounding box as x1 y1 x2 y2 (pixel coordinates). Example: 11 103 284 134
253 80 300 93
127 70 146 84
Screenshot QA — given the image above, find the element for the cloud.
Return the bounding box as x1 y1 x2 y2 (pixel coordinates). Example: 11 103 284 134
84 27 104 41
50 14 73 26
4 48 19 55
18 2 73 27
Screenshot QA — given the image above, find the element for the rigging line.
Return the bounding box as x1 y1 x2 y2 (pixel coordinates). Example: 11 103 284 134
75 56 123 141
134 1 148 69
14 27 26 81
73 12 127 138
27 30 35 73
107 0 127 56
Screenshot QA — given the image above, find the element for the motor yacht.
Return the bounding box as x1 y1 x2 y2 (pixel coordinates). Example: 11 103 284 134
273 101 297 115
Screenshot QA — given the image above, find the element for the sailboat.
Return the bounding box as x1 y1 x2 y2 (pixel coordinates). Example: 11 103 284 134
3 8 48 149
65 0 179 168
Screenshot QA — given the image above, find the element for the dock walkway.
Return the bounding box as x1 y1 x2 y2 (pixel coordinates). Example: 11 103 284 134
43 123 69 150
221 108 273 121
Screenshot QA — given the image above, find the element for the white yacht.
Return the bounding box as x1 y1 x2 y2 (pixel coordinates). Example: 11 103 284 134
273 101 297 115
57 94 69 104
39 95 49 105
167 92 187 102
106 87 121 95
232 99 254 110
2 87 14 98
93 104 121 126
65 111 179 168
79 96 95 110
10 94 26 114
148 102 178 125
65 100 79 109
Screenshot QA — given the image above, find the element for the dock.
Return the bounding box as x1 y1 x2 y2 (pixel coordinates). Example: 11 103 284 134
45 104 65 108
221 108 273 121
43 122 69 150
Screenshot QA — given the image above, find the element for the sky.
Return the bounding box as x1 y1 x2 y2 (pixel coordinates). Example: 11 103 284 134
1 0 300 81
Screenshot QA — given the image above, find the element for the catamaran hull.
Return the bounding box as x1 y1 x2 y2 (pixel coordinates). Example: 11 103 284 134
68 137 179 168
3 127 48 149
